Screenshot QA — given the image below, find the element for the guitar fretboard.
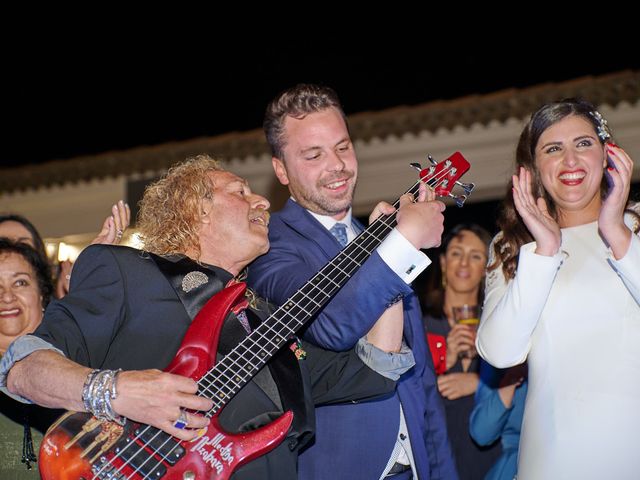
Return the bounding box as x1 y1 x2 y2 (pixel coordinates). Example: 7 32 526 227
198 180 424 413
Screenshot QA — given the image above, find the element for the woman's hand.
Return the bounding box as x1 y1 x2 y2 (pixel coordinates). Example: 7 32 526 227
92 200 131 245
497 363 527 408
437 372 479 400
445 324 476 371
599 144 634 259
512 167 561 256
57 201 131 299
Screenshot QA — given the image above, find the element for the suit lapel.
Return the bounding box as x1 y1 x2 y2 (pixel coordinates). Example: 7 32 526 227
149 253 232 321
279 199 342 258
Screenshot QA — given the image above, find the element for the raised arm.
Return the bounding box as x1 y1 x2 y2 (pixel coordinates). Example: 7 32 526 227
477 236 564 368
477 169 565 367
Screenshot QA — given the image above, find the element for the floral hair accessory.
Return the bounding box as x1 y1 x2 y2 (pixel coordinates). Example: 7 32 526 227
589 110 612 142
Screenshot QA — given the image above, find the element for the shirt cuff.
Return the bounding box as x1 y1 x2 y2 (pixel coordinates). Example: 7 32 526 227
377 228 431 284
609 232 639 272
0 335 64 403
355 337 416 380
521 241 567 264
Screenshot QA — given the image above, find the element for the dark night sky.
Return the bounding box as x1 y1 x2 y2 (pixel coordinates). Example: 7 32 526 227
3 41 638 169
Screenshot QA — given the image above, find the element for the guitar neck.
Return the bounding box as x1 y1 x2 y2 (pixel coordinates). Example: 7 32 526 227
199 181 421 412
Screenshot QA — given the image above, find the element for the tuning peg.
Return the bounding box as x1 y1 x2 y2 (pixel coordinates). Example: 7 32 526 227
455 181 475 196
448 193 467 208
427 154 437 166
410 162 422 172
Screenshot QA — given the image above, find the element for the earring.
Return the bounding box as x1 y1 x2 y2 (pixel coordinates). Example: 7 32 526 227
441 273 447 289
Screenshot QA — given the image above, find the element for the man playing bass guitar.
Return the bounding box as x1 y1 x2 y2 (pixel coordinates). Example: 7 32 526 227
0 154 443 479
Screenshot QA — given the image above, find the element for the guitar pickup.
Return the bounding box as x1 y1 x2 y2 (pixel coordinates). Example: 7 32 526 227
112 433 167 478
133 426 186 466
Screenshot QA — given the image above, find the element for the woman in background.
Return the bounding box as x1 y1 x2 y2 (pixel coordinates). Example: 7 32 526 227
422 223 501 480
0 239 57 478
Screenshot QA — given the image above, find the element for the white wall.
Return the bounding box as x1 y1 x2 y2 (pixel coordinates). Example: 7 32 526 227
2 101 638 252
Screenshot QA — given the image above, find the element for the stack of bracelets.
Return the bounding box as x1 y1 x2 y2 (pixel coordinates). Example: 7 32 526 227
81 369 126 425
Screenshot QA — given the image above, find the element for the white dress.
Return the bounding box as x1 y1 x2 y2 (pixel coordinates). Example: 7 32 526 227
477 220 640 480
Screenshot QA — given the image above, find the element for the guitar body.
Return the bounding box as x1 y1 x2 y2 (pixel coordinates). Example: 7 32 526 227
39 282 294 480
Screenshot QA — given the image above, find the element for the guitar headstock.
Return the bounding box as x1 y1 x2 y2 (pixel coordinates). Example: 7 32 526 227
412 151 475 207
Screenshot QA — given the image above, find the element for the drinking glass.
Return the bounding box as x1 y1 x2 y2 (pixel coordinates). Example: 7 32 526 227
452 304 480 359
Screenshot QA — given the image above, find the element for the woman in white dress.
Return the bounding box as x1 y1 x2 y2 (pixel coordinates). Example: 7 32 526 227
476 98 640 479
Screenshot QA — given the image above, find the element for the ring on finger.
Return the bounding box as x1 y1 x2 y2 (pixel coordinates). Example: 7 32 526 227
174 410 188 429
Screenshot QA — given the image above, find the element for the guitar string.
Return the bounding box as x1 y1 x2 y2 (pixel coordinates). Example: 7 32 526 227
95 165 457 479
122 168 454 480
102 168 451 480
100 168 449 480
194 166 454 404
194 166 458 407
200 165 456 398
121 198 407 480
128 169 460 479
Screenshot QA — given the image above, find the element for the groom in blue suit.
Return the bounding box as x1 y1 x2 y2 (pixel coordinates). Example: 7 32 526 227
248 84 457 479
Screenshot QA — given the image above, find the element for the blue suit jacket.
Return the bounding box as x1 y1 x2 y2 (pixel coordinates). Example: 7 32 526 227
248 199 457 480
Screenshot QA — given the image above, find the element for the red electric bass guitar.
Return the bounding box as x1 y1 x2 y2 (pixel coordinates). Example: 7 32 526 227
38 152 474 480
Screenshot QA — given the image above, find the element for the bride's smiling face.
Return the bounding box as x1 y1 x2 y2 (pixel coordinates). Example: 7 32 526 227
535 115 607 222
